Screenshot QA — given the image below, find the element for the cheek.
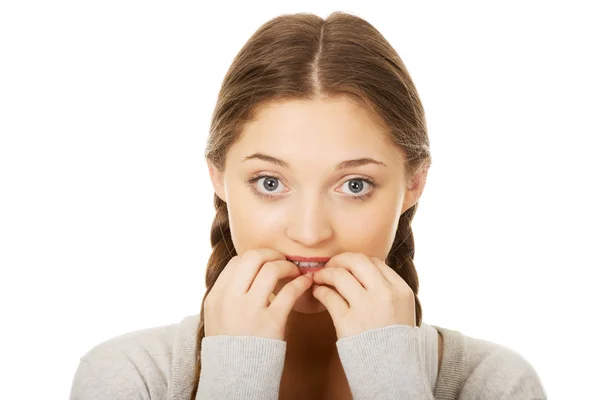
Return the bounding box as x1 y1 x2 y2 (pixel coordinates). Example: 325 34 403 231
337 209 399 259
228 202 285 251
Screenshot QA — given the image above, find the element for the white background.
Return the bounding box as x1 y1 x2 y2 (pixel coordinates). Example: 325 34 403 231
1 1 598 398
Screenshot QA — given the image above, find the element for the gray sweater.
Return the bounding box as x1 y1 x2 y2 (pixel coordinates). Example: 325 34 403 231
70 314 547 399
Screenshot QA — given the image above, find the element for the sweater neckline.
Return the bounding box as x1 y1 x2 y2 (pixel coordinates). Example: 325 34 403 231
431 325 465 400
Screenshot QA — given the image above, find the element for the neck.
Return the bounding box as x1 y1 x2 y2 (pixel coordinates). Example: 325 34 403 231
284 309 338 359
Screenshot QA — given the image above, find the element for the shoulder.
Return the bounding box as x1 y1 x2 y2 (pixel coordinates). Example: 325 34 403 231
70 314 200 400
462 330 543 379
434 325 547 399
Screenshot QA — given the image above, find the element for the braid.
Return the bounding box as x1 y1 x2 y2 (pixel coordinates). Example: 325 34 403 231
385 203 423 327
189 194 236 400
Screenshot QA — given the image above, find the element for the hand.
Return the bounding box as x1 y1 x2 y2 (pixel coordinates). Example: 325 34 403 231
311 252 416 339
204 248 313 340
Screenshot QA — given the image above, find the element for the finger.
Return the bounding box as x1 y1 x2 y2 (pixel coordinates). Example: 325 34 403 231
248 259 300 301
312 284 348 320
324 253 384 290
312 267 364 306
368 256 405 285
269 273 314 317
230 248 289 293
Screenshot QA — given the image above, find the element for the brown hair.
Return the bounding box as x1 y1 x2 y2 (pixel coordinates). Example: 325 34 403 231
190 11 432 398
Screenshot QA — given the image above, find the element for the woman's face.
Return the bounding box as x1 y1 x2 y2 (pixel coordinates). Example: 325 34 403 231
208 96 426 314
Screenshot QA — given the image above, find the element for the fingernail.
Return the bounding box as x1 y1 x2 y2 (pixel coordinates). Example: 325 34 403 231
306 272 314 278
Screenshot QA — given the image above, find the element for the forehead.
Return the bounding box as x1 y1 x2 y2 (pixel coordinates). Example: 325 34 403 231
228 97 402 164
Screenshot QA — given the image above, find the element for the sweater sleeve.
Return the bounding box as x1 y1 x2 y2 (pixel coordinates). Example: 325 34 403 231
336 324 435 400
336 324 548 400
197 335 287 400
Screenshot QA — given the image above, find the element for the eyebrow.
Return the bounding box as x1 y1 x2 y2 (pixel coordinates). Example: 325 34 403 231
242 152 387 170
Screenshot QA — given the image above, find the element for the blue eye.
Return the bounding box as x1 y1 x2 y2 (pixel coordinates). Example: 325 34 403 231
254 176 285 195
244 174 377 201
341 179 372 197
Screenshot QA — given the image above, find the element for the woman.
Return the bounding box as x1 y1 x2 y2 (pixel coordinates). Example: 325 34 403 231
70 11 547 400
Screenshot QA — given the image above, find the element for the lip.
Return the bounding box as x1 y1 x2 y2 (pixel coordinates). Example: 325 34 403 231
285 255 331 263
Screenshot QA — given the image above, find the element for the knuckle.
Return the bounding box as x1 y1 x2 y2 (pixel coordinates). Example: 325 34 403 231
262 261 279 276
242 249 261 263
224 255 240 270
402 287 415 301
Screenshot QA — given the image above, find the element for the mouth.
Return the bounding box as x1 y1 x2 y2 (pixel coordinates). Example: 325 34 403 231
285 256 330 274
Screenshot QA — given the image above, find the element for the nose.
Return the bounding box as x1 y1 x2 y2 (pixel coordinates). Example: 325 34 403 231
285 195 333 247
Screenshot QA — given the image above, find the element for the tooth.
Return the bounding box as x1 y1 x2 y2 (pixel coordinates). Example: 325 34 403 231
294 261 326 268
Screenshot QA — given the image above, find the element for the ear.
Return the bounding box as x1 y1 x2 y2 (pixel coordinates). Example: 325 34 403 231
401 164 429 214
207 161 227 202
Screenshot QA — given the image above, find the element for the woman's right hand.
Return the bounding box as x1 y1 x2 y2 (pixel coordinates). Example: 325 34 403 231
203 248 313 341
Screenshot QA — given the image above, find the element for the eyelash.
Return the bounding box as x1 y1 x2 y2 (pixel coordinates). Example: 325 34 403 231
244 173 378 202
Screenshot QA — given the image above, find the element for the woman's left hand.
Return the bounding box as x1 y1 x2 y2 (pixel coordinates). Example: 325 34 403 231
311 252 416 339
